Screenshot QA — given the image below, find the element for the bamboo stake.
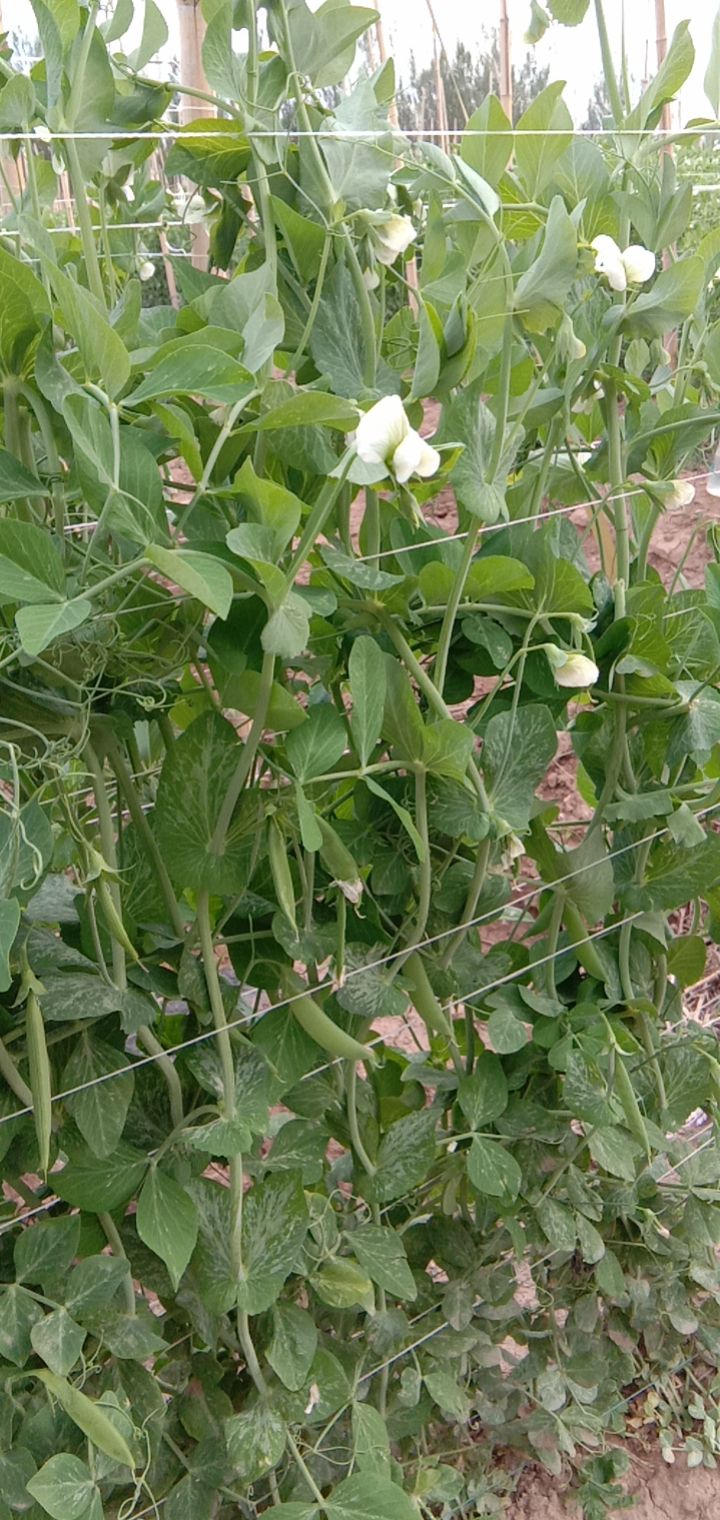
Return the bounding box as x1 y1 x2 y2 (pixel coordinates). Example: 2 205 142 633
176 0 211 269
499 0 512 123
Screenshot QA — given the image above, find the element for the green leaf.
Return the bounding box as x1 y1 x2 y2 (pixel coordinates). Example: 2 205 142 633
0 447 48 501
62 1036 134 1159
312 1258 374 1311
352 1403 391 1477
0 1284 44 1365
536 1197 577 1252
311 261 369 399
267 1302 318 1390
14 1215 80 1285
49 265 130 400
705 5 720 115
286 702 347 781
325 1474 418 1520
272 197 327 282
626 20 694 131
30 1308 85 1377
349 1224 417 1301
549 0 589 20
525 0 551 43
575 1213 605 1265
382 656 425 762
436 386 505 521
461 96 512 189
236 1171 309 1315
563 831 615 922
622 258 703 340
487 1003 530 1054
424 1371 470 1421
224 1404 287 1481
53 1139 148 1212
514 195 577 332
146 545 233 619
0 243 50 372
255 391 359 433
129 0 169 69
588 1126 639 1181
622 835 720 912
128 347 255 406
483 704 557 832
0 520 65 604
423 719 474 782
15 599 92 657
136 1168 199 1290
285 1 379 88
466 1136 522 1202
262 594 310 658
374 1110 437 1203
348 637 386 767
363 776 426 861
0 897 20 992
514 84 573 196
458 1053 508 1129
155 711 254 894
26 1455 97 1520
409 300 442 401
65 1256 131 1317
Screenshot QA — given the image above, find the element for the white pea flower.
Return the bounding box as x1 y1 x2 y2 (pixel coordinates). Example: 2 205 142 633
591 235 655 293
367 212 416 266
355 395 440 484
544 644 600 689
501 833 525 871
173 189 207 224
651 479 696 510
138 260 155 281
33 124 52 143
363 267 380 291
123 183 135 203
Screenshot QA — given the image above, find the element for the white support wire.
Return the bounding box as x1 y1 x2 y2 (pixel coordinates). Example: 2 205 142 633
3 126 719 141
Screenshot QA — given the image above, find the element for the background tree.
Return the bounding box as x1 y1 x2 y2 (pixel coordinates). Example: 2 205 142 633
397 35 550 135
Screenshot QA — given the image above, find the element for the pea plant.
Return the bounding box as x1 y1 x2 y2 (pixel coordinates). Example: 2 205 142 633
3 1 720 1516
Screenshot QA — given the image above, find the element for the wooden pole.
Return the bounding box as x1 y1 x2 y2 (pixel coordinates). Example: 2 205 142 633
499 0 512 123
176 0 211 268
655 0 671 131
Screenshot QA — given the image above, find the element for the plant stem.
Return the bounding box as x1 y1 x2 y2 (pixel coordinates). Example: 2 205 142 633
211 651 274 853
434 525 480 697
197 891 244 1278
594 0 625 125
64 137 106 309
0 1035 33 1108
104 734 185 941
99 1212 135 1315
346 1060 376 1176
361 487 380 564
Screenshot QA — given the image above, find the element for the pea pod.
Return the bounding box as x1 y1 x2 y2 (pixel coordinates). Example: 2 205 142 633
317 818 363 904
403 952 453 1040
37 1370 135 1469
562 900 607 983
26 990 51 1176
602 1015 651 1163
284 978 375 1064
95 875 139 963
268 817 297 932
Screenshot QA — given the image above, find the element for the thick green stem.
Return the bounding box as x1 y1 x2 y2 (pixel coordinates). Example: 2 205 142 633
17 385 66 543
594 0 624 125
392 768 432 976
64 137 106 309
246 0 278 289
361 487 380 565
197 891 243 1278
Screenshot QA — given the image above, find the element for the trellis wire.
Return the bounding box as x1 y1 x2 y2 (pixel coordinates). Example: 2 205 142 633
4 126 719 141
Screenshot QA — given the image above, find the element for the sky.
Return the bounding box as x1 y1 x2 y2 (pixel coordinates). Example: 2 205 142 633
6 0 719 123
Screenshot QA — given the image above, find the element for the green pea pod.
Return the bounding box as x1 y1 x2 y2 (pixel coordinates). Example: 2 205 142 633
613 1055 652 1163
601 1014 652 1162
37 1370 135 1469
268 817 297 932
95 876 139 963
403 952 453 1040
26 990 51 1176
288 985 375 1064
318 818 363 903
562 900 607 983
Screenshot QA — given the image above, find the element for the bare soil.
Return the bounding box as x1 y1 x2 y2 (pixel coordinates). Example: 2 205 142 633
506 1451 720 1519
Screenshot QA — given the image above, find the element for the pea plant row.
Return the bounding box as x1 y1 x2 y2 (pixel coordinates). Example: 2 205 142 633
2 1 720 1516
